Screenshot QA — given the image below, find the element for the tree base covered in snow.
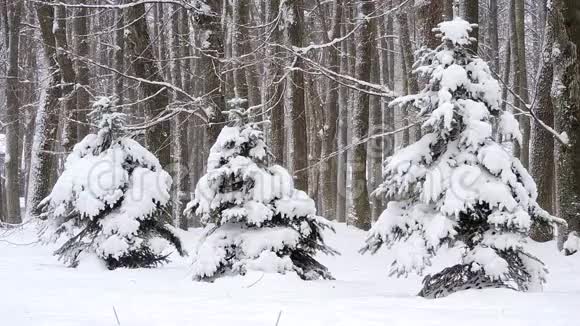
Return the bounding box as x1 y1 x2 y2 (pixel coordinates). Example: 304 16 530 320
192 220 335 281
50 216 184 270
3 223 580 325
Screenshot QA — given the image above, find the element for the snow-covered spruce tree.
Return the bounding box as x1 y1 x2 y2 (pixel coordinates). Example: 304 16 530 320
360 19 566 298
185 104 336 281
38 97 183 269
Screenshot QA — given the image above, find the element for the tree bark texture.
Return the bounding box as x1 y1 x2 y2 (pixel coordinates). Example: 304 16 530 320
352 0 374 230
284 0 308 192
126 2 171 167
4 0 24 224
28 2 62 219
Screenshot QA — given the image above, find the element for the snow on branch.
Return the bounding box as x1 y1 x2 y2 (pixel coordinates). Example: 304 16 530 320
490 67 570 147
293 24 360 55
277 42 395 98
29 0 211 15
295 121 422 174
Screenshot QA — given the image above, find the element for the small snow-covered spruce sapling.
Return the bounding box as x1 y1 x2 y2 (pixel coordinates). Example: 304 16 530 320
185 102 337 281
360 19 566 298
563 231 580 256
38 97 184 269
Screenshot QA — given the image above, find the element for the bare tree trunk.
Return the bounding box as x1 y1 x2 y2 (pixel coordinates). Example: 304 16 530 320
305 75 321 201
501 38 511 112
231 0 248 102
514 0 530 168
223 5 235 101
170 5 189 229
509 0 521 158
464 0 479 53
4 0 23 224
265 0 285 164
530 12 555 241
376 12 394 220
27 1 62 219
0 172 5 222
417 0 445 50
189 32 207 228
319 0 342 219
196 0 226 144
352 0 374 230
399 41 410 147
398 8 418 94
230 0 259 109
398 5 420 142
386 1 395 89
284 0 308 192
336 10 348 223
379 10 394 156
345 4 357 224
240 2 260 110
369 51 383 221
0 0 8 50
443 0 454 21
54 5 78 153
22 4 39 206
183 12 197 227
554 0 580 239
126 2 171 166
489 0 500 72
76 0 90 139
156 4 170 82
114 2 125 107
300 0 318 200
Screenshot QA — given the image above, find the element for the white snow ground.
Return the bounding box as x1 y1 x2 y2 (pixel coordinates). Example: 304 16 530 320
1 223 578 326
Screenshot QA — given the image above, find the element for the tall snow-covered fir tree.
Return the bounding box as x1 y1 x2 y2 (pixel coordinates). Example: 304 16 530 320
361 19 566 298
185 104 337 281
38 97 184 269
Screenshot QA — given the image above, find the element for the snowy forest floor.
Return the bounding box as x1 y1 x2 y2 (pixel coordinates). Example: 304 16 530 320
1 223 579 326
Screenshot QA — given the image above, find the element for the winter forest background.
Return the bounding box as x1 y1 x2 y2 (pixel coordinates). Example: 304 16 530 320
0 0 580 324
